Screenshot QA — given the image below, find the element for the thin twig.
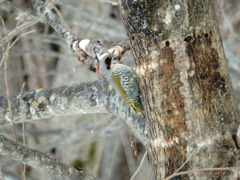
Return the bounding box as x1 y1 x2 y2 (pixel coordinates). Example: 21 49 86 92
19 83 26 180
164 167 237 180
9 29 36 50
173 148 201 174
0 14 26 180
0 15 17 142
0 16 40 51
0 29 36 67
130 151 148 180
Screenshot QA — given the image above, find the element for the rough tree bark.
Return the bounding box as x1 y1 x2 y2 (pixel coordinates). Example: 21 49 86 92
0 79 148 142
119 0 240 179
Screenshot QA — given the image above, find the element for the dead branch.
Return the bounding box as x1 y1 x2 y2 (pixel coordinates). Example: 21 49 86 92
0 135 98 180
164 167 238 180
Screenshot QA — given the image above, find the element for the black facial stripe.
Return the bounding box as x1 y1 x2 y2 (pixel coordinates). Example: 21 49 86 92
105 57 111 65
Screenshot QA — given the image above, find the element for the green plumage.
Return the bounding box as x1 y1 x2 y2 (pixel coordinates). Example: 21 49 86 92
110 65 144 116
97 55 145 116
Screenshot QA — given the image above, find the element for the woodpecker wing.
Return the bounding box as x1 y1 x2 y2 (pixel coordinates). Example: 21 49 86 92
128 101 144 116
112 72 129 103
112 71 144 116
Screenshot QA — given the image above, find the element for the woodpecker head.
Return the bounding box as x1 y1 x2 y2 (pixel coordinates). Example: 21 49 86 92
96 51 114 78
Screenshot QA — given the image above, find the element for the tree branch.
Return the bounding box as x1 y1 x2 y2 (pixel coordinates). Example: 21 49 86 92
31 0 130 69
0 80 149 144
0 135 98 180
31 0 74 46
21 0 148 144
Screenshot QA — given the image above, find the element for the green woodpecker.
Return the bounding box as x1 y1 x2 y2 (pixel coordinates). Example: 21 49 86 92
96 54 145 116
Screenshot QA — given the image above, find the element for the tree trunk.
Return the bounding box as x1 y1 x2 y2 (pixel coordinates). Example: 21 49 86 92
119 0 240 179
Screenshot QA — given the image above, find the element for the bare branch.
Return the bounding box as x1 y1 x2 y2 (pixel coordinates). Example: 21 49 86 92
31 0 130 71
164 167 238 180
0 12 40 50
0 135 98 180
31 0 74 46
0 80 149 144
130 151 148 180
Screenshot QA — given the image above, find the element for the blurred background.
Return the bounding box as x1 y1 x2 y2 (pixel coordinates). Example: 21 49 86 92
0 0 239 179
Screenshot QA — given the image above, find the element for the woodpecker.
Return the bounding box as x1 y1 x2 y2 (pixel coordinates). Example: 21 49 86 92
96 54 145 116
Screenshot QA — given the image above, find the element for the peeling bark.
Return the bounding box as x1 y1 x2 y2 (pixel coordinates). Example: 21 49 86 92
119 0 240 179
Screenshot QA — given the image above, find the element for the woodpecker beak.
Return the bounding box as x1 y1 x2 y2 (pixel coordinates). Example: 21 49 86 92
108 49 115 59
96 65 103 78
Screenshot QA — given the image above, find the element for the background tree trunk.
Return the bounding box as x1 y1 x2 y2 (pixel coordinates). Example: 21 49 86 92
119 0 240 179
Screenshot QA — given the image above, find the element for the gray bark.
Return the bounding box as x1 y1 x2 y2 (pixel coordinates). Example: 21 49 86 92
0 135 98 180
0 79 148 144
